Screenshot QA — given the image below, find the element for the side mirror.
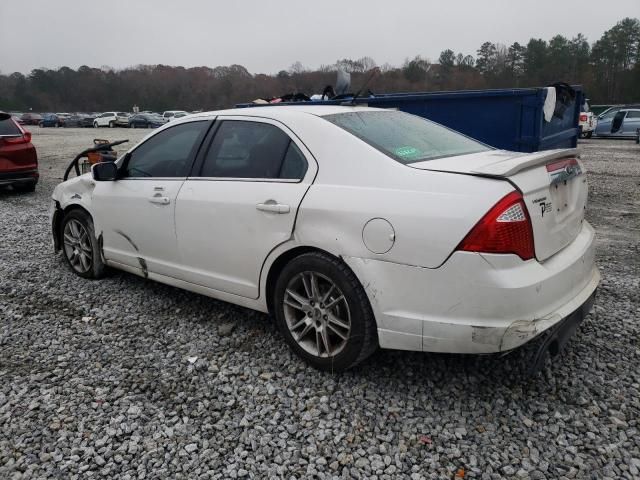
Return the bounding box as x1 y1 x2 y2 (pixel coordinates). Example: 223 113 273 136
92 161 118 181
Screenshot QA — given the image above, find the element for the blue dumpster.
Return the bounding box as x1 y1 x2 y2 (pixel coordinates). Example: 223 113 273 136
237 86 583 153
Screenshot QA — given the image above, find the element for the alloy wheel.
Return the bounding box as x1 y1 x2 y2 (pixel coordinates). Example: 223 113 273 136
283 271 351 358
63 219 93 273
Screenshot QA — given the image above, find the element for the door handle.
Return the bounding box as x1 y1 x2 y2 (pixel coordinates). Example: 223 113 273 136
149 194 170 205
256 201 290 214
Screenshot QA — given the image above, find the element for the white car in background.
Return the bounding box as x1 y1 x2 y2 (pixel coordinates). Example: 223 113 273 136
163 110 188 122
93 112 118 128
93 112 131 128
579 113 596 138
50 106 599 374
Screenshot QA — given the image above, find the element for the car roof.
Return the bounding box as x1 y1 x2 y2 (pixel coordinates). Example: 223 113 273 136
186 105 387 121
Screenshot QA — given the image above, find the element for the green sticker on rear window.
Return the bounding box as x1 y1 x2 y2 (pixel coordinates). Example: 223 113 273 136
395 146 421 159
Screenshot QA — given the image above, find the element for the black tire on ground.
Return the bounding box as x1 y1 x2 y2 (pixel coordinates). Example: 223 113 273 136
131 123 135 129
585 131 593 139
12 182 36 193
272 251 378 372
94 122 99 128
109 121 115 128
60 209 106 280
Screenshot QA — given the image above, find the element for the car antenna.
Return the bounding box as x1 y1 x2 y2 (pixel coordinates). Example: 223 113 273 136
342 67 380 106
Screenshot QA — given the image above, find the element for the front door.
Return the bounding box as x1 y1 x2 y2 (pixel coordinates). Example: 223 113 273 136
175 117 316 298
92 120 210 278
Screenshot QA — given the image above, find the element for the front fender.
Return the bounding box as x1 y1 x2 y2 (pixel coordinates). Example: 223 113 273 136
51 175 97 250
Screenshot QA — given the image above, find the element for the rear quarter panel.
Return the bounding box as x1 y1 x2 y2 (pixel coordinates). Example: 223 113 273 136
287 115 514 268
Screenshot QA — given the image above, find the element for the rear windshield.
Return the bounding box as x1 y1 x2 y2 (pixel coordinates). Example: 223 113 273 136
0 119 21 136
323 110 490 164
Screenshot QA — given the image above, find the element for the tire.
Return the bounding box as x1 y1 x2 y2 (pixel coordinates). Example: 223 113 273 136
60 209 106 279
38 122 44 128
585 131 593 139
55 122 60 128
131 123 135 129
147 123 152 129
13 182 36 193
272 252 378 372
93 122 99 128
109 121 115 128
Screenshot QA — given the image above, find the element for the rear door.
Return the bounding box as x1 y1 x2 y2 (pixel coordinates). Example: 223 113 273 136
174 116 316 298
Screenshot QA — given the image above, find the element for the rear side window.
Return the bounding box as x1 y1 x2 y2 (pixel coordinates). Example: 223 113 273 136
0 119 21 136
323 110 490 164
626 111 640 119
123 121 208 178
200 120 307 180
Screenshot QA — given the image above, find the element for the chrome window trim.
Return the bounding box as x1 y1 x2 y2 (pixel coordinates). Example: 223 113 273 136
185 177 302 184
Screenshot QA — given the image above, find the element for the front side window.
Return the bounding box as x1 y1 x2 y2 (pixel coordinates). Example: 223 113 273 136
122 121 208 178
200 120 307 180
323 110 490 164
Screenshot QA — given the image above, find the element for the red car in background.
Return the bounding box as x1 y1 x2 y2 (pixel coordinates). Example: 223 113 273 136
0 112 38 192
18 113 43 126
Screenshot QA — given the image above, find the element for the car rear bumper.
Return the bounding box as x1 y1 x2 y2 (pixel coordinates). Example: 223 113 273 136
0 169 39 186
343 221 599 354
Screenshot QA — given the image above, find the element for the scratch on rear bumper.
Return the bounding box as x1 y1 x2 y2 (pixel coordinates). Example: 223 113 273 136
471 266 599 352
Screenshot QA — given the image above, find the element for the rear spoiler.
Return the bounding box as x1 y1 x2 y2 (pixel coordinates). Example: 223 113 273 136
471 148 580 177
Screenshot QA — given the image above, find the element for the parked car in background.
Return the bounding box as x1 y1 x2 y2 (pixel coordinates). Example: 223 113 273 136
579 100 596 139
39 113 63 128
56 113 72 125
18 113 42 125
63 114 96 128
163 110 187 122
128 113 164 128
594 108 640 138
93 112 118 128
116 112 131 127
51 106 598 373
0 111 38 192
173 112 189 120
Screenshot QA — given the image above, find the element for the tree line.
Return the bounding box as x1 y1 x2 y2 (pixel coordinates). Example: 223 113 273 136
0 17 638 112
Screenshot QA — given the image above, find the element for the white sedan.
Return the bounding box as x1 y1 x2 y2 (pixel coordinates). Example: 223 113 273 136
51 106 599 373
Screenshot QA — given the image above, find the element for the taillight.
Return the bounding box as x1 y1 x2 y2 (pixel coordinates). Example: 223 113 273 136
579 114 588 122
457 191 535 260
3 132 31 145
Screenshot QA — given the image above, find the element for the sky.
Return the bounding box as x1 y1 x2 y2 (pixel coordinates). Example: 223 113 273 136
1 0 639 75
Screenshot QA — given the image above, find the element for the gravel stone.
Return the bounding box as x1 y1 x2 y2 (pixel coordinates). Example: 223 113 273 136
1 130 639 479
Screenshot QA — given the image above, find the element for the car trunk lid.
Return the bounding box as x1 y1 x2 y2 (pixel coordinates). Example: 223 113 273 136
409 148 587 261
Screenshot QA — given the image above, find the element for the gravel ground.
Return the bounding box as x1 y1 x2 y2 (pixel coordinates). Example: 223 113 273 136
1 128 639 480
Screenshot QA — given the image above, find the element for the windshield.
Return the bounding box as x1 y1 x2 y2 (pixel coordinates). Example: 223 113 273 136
599 108 618 119
323 110 490 164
